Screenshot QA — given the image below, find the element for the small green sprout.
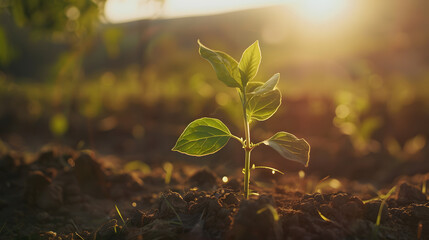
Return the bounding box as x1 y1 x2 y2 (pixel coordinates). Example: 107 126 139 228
172 40 311 199
113 204 128 235
257 204 279 221
115 204 126 226
317 209 333 223
364 185 396 239
163 162 173 184
374 186 396 226
317 209 343 229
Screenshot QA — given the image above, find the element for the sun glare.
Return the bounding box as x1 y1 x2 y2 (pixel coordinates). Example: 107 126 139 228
105 0 286 23
292 0 353 24
105 0 354 26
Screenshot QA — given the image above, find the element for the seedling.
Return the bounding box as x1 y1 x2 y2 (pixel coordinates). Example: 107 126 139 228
172 40 311 199
317 209 332 223
257 204 279 221
111 204 128 235
363 185 396 240
317 209 346 231
163 162 173 184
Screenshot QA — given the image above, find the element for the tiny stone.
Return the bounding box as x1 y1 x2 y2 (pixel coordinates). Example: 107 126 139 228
220 192 239 206
188 169 218 190
340 201 364 219
313 193 325 202
331 193 349 208
397 183 427 205
364 200 388 223
43 231 57 237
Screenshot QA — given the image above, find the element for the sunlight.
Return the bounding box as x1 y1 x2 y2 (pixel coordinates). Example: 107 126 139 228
105 0 288 23
292 0 353 24
104 0 164 22
105 0 353 24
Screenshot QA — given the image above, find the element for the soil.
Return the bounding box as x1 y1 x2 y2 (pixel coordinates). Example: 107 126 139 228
0 146 428 240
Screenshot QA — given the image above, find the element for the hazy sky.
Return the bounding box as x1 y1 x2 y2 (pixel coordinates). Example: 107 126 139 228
105 0 352 23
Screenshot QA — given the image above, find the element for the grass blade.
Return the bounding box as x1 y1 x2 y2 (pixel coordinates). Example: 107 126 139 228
0 222 5 235
317 210 332 222
75 232 85 240
115 204 126 225
162 195 183 226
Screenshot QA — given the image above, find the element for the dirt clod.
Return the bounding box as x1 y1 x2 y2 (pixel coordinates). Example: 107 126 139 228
219 192 239 207
331 193 349 208
397 183 427 205
0 153 20 170
229 196 282 240
158 190 188 218
183 189 206 202
73 152 108 197
222 178 241 192
364 200 388 223
189 168 218 190
2 146 429 240
25 170 63 210
109 172 144 199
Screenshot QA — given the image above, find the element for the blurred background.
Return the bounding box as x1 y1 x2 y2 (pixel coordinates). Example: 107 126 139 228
0 0 428 186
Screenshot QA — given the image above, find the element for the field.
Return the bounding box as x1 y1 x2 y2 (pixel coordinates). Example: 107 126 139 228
0 1 429 239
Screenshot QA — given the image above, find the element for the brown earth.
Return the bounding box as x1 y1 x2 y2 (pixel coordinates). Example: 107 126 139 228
0 146 428 240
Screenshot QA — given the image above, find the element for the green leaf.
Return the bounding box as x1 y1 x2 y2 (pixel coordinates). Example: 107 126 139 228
198 40 241 88
172 117 232 156
247 89 281 121
264 132 310 166
239 40 261 86
246 82 263 93
251 73 280 95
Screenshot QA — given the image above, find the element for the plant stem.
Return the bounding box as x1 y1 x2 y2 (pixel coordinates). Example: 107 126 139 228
244 146 251 199
241 87 252 199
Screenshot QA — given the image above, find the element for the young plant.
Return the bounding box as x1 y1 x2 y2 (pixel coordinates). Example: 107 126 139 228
172 40 310 199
